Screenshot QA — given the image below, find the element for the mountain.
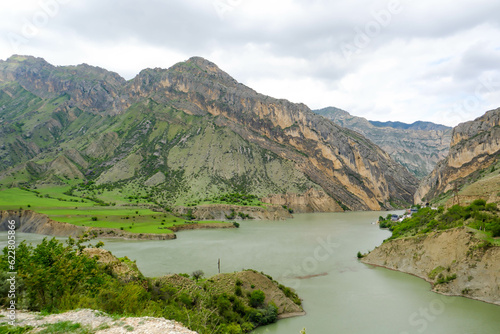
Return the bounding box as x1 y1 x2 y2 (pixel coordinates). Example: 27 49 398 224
415 108 500 205
0 55 418 211
313 107 452 179
369 120 451 131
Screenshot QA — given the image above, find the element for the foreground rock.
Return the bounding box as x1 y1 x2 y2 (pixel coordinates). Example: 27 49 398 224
362 227 500 305
0 309 197 334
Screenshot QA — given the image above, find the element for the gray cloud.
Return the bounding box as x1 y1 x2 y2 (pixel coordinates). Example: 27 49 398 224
1 0 500 126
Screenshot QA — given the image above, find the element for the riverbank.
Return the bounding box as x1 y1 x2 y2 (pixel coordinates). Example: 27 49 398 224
0 210 234 241
362 227 500 306
173 204 293 221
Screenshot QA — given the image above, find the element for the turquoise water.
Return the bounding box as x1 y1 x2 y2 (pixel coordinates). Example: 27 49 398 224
2 211 499 333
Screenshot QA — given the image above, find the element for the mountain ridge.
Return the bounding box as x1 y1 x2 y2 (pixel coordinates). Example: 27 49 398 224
0 55 417 211
415 107 500 205
313 107 452 179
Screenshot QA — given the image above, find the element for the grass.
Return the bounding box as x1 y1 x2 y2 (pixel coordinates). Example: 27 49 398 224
0 187 228 235
0 188 94 210
0 321 94 334
473 228 500 246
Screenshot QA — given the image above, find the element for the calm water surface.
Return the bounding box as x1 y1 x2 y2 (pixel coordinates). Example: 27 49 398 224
2 211 499 333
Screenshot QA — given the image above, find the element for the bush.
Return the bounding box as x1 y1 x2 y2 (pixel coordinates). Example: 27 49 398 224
249 290 265 308
192 270 204 282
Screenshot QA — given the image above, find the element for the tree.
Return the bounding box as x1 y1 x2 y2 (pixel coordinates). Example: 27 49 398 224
249 289 265 307
192 270 204 282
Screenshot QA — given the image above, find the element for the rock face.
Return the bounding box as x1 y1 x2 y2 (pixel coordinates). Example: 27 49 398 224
0 309 198 334
415 108 500 204
0 210 86 237
0 55 418 211
362 227 500 305
261 188 342 213
173 204 293 221
314 107 452 179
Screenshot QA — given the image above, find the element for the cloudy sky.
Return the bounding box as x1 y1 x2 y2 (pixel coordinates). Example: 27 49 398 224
1 0 500 126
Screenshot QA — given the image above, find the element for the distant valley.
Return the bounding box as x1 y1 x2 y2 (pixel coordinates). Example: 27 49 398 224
314 107 452 179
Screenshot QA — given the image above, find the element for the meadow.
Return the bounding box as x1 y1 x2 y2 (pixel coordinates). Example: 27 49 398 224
0 187 227 234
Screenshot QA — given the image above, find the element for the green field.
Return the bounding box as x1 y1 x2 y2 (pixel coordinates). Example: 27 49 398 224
0 188 226 234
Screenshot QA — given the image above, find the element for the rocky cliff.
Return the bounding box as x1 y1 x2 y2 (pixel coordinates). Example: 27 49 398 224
314 107 452 179
173 204 293 220
415 108 500 205
362 227 500 305
0 55 418 211
261 188 343 213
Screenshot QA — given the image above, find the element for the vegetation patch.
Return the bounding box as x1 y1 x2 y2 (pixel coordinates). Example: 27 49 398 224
0 238 301 334
379 200 500 241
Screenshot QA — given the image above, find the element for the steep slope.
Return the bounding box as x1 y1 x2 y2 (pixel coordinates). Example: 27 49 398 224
314 107 452 179
123 57 417 210
415 108 500 205
0 56 418 211
363 227 500 306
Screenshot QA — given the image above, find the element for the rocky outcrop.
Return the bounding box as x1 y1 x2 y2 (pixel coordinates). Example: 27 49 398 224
415 108 500 204
0 55 125 113
173 204 293 221
169 222 236 231
0 309 197 334
261 188 343 213
314 107 452 179
362 227 500 305
0 210 86 237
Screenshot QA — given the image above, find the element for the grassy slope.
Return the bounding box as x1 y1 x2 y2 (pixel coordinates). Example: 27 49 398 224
431 159 500 207
0 188 229 234
378 202 500 246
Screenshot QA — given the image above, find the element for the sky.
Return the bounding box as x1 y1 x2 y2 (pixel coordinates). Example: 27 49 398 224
1 0 500 126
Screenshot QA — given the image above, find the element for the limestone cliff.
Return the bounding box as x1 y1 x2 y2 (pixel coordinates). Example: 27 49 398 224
128 57 418 210
415 108 500 204
261 188 342 213
362 227 500 305
173 204 292 221
314 107 452 179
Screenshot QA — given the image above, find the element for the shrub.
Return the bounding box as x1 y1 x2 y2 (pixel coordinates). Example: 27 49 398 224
249 290 265 308
192 270 204 282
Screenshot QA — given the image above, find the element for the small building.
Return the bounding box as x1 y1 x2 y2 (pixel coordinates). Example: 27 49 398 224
391 214 399 222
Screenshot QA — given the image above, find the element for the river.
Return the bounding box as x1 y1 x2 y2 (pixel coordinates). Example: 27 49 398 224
2 211 499 333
